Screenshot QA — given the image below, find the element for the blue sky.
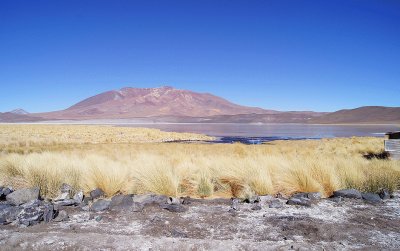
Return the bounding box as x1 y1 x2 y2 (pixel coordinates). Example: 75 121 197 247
0 0 399 113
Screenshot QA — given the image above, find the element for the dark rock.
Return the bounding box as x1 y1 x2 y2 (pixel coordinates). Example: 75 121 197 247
82 196 92 205
53 199 77 207
73 190 84 204
60 183 73 194
0 205 22 225
43 203 56 222
160 204 187 213
90 199 111 212
171 228 188 238
362 193 382 204
378 189 390 200
132 194 168 206
17 201 48 226
54 210 69 222
6 187 40 206
180 196 192 205
292 192 321 201
90 188 105 200
333 189 362 199
286 197 312 207
0 187 13 199
243 196 260 204
268 199 283 208
110 195 134 210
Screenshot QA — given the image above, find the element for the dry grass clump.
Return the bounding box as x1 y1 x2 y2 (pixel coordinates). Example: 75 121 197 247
0 125 399 199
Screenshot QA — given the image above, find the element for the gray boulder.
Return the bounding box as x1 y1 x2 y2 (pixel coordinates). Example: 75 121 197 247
90 188 105 200
132 194 168 206
251 203 262 210
160 204 187 213
6 187 40 206
90 199 111 212
110 195 134 209
259 195 274 204
17 200 56 226
286 197 312 207
333 189 362 199
362 193 382 204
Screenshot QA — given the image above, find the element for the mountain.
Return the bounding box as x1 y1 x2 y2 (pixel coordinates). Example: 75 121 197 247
37 86 277 119
1 86 398 124
9 108 29 115
309 106 400 124
0 112 42 122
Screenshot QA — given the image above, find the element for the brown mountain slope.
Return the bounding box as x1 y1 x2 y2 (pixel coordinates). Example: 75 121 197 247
37 86 275 119
0 112 43 122
309 106 400 124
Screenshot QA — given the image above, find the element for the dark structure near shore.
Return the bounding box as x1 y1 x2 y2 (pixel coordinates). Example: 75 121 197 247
385 132 400 160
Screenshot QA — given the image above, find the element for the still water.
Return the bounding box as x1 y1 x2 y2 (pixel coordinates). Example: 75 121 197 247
120 123 400 139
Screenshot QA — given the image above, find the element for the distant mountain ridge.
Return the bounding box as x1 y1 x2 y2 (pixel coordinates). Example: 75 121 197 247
0 86 399 124
309 106 400 124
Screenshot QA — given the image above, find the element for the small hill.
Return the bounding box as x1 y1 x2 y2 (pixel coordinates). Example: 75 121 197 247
309 106 400 124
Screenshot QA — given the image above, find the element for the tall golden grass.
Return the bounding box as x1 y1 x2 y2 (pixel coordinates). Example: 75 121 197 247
0 125 399 198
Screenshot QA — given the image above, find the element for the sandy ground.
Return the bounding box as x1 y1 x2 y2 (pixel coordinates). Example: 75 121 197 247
1 194 400 251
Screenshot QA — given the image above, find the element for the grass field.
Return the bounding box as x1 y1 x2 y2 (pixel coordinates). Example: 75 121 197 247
0 124 399 199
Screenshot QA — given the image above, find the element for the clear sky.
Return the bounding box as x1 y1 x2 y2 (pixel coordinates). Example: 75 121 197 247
1 0 399 113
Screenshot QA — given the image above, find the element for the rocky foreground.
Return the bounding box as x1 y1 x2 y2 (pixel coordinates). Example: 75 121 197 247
1 185 400 250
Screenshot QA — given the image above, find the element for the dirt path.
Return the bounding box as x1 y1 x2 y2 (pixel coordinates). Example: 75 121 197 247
1 195 400 250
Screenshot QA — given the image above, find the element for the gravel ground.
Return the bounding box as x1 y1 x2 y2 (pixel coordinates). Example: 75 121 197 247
1 194 400 250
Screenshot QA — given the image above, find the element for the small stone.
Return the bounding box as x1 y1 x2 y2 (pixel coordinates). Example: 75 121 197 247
90 188 105 200
6 187 40 206
0 187 13 199
362 193 382 204
73 190 84 204
160 204 187 213
53 199 77 207
292 192 321 201
268 199 283 208
167 197 181 205
286 197 311 207
333 189 362 199
90 199 111 212
230 198 240 211
378 189 390 200
171 228 188 238
95 215 103 222
251 204 262 210
54 210 69 222
54 192 70 201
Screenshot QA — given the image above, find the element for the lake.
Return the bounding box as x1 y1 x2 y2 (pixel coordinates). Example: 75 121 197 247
120 123 400 141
